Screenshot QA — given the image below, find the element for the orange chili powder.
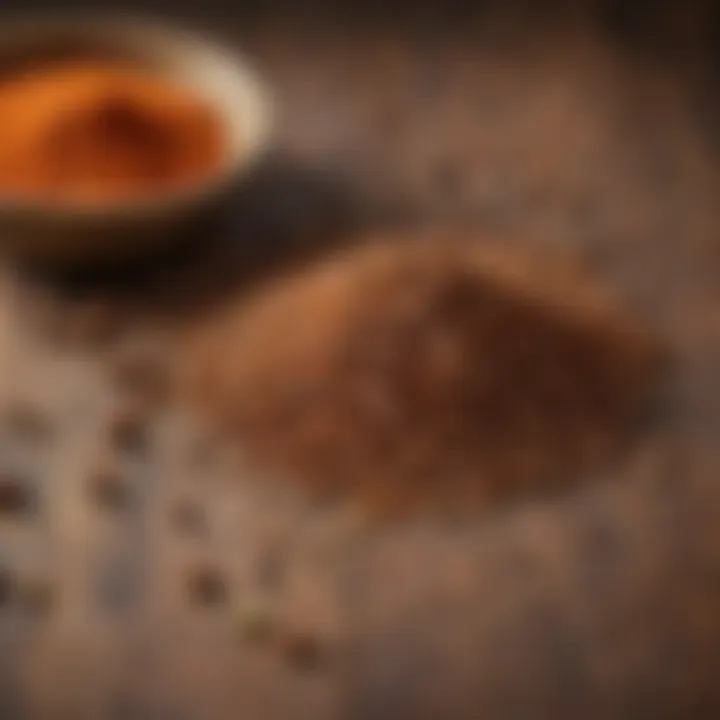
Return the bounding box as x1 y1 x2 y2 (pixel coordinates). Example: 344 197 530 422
0 62 226 203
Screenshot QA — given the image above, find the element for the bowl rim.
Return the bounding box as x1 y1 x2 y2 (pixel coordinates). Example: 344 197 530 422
0 12 274 222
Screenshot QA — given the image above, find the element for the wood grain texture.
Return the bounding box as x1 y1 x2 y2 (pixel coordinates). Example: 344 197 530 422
2 2 720 718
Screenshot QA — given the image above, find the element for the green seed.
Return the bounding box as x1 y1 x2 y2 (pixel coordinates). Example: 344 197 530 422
234 601 275 645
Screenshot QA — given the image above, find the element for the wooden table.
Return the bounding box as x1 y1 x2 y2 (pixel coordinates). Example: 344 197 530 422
2 2 720 718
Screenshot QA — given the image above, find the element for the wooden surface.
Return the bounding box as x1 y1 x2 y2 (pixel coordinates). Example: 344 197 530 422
2 3 720 718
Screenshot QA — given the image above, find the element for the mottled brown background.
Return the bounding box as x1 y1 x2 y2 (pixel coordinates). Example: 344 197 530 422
2 1 720 719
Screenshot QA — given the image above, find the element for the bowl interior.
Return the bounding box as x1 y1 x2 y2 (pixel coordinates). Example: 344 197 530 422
0 16 271 217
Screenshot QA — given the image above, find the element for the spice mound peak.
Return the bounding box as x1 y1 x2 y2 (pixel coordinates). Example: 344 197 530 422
188 239 664 515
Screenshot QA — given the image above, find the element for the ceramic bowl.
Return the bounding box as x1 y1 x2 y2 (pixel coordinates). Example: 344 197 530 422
0 15 272 268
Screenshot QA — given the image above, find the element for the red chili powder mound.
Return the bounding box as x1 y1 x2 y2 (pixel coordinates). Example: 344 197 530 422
188 239 664 514
0 62 226 203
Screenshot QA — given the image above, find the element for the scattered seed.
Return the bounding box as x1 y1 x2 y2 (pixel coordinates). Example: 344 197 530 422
0 474 34 515
187 565 226 607
234 601 275 645
170 500 207 537
89 469 131 512
108 409 149 455
281 631 323 671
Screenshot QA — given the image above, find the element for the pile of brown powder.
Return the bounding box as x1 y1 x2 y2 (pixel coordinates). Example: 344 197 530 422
188 238 663 514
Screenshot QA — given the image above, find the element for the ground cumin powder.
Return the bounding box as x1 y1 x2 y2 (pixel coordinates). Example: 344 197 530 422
0 62 225 203
189 239 663 515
